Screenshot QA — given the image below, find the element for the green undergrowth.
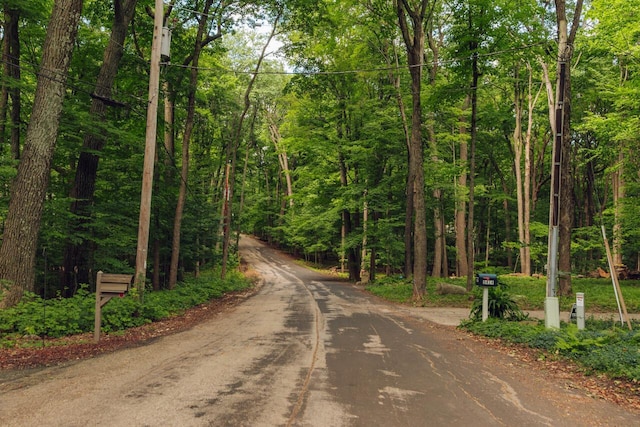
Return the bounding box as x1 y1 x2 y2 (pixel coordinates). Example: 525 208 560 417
0 269 252 347
365 274 640 312
461 318 640 381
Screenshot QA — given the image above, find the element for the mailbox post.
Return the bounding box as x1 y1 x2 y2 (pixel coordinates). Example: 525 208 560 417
94 271 133 342
476 273 498 322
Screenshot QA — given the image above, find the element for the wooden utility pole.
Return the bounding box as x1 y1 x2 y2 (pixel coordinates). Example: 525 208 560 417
134 0 164 295
544 59 566 329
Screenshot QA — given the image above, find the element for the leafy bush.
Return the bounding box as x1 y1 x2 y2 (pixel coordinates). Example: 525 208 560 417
469 284 528 321
0 270 252 343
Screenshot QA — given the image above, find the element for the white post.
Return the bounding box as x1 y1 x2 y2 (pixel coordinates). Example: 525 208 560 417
576 292 585 330
482 287 489 322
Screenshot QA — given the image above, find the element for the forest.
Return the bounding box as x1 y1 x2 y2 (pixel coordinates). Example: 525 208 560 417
0 0 638 308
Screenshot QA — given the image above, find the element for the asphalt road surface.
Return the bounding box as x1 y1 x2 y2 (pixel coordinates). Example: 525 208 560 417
1 235 638 426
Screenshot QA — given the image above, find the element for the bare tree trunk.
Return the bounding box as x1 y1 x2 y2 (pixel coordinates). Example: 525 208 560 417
612 151 624 266
0 9 8 145
523 62 542 275
361 193 368 275
429 112 446 278
427 25 446 278
338 152 360 282
0 0 83 308
512 64 527 275
152 80 175 290
266 106 293 207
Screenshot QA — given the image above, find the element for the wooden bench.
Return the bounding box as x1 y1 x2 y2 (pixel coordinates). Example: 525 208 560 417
94 271 133 342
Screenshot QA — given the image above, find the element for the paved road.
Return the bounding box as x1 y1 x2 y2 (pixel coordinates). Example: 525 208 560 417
1 236 638 426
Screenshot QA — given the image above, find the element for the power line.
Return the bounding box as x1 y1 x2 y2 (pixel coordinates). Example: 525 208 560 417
162 41 551 76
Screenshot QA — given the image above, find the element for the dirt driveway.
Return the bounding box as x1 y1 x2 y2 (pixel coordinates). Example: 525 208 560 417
1 236 638 426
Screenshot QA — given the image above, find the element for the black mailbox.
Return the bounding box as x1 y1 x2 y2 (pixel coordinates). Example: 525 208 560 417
476 273 498 287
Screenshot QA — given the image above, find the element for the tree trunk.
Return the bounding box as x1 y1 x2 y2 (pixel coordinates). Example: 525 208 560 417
512 64 527 275
61 0 137 294
427 25 446 278
0 0 84 308
396 0 434 299
612 151 624 266
523 62 541 275
338 150 360 282
3 7 21 160
555 0 583 296
169 0 213 289
152 80 175 290
384 41 412 279
466 44 478 291
267 107 293 207
456 96 470 278
429 111 446 278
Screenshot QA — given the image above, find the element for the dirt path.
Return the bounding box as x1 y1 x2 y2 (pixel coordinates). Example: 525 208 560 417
1 236 638 426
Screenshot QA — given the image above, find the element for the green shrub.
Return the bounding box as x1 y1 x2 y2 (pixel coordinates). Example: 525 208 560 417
469 284 528 321
0 269 253 344
461 318 640 382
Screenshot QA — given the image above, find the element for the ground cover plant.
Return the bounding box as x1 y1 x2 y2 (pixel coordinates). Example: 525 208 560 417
0 269 252 348
461 318 640 381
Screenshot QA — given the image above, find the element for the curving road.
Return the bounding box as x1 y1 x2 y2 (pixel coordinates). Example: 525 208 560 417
1 235 638 426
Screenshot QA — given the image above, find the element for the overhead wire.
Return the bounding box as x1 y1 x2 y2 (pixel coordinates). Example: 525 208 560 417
161 41 551 76
0 55 192 194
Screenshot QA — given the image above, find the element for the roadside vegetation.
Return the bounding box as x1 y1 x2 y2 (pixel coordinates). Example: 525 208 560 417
367 274 640 382
0 269 253 348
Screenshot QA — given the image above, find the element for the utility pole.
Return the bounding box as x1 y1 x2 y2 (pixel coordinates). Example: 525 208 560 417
545 59 566 329
220 161 232 279
134 0 164 296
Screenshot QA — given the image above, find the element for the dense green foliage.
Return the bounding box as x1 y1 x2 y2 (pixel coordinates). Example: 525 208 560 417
0 1 639 308
0 270 251 346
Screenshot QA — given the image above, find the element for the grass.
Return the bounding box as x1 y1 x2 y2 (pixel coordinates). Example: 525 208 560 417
365 274 640 313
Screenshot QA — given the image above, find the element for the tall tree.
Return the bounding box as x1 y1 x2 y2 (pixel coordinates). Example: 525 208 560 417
0 0 84 308
61 0 138 294
395 0 436 299
512 62 543 275
548 0 583 296
0 3 21 160
168 0 216 289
